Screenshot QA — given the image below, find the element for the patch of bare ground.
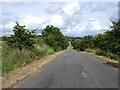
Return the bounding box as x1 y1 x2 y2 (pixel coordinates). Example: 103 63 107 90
82 51 119 69
2 50 65 88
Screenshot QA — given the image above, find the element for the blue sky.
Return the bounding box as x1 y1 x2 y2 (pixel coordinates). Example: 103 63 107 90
1 0 119 37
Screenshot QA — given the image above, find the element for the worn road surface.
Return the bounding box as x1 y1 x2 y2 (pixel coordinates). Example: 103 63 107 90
13 47 118 88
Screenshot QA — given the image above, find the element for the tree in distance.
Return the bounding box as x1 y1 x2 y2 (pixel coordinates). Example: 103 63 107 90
41 25 69 51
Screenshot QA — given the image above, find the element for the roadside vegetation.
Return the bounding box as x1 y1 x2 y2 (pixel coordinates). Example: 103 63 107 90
71 19 120 61
42 25 69 52
2 22 69 76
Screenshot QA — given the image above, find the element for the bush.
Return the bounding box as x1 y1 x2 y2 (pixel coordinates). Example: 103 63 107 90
6 22 36 51
2 38 54 76
79 47 85 51
95 50 107 56
41 25 69 52
106 53 120 60
95 50 120 60
85 49 94 53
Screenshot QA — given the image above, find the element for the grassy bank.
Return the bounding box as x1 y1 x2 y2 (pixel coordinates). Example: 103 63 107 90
2 38 54 76
85 49 120 61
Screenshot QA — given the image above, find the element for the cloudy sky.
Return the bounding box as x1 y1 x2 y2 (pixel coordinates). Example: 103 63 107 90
1 0 119 37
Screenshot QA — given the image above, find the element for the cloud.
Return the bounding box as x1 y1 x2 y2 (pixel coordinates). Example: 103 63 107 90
4 22 16 29
1 1 118 37
0 25 4 30
1 0 119 3
19 15 49 29
103 26 110 30
63 22 86 36
50 15 64 27
1 0 31 2
63 1 80 16
45 4 62 14
88 18 102 30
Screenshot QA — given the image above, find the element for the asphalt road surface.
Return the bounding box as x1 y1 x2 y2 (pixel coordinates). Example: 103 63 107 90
13 47 118 88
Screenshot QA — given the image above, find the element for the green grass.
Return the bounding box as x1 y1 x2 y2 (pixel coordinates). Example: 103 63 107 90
95 50 107 56
95 50 120 61
2 38 54 76
85 49 94 53
85 48 120 61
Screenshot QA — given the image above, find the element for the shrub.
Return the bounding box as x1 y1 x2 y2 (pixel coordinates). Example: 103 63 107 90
85 49 94 53
41 25 69 52
2 38 54 76
95 50 107 56
79 47 85 51
106 53 120 60
6 22 36 51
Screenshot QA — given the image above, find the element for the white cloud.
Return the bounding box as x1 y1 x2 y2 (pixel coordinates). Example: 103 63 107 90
45 5 61 14
1 0 31 2
88 18 102 30
64 23 86 36
64 1 80 16
41 23 49 29
1 0 118 3
2 1 117 37
104 26 110 30
0 25 4 30
50 15 64 27
4 22 16 29
19 15 49 29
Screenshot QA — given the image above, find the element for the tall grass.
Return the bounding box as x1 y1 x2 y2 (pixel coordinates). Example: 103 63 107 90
95 50 120 60
85 48 120 61
0 41 2 78
85 49 94 53
2 38 54 76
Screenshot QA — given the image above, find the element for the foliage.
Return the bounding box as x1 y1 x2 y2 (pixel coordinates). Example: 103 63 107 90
2 38 54 76
6 22 36 50
85 49 94 53
72 19 120 60
2 36 8 41
72 35 94 51
95 50 107 56
2 22 69 76
41 25 69 51
95 50 120 60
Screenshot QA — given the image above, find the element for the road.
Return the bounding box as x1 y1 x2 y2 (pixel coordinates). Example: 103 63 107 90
13 47 118 88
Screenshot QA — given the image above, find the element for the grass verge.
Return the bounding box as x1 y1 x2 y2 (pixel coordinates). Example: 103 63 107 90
2 38 54 76
84 49 120 69
2 50 64 88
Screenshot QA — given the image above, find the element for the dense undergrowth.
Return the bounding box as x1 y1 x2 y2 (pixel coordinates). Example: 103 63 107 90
85 49 120 60
2 38 54 76
2 23 69 76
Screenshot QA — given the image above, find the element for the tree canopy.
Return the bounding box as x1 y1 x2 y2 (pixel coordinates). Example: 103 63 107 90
41 25 69 51
6 22 36 50
72 19 120 55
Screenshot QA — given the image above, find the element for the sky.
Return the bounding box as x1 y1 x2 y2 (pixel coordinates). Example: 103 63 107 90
0 0 119 37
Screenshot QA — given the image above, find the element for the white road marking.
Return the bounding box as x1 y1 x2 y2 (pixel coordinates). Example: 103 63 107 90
82 72 87 77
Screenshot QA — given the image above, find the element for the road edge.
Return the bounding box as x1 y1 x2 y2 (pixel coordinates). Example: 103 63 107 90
81 51 119 69
2 50 65 88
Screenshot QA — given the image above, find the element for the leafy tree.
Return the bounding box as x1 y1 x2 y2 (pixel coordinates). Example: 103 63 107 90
104 19 120 54
7 22 36 50
72 19 120 55
2 36 8 41
41 25 68 51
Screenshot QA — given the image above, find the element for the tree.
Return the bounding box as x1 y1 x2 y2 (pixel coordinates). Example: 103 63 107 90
72 19 120 55
104 19 120 54
7 22 36 50
41 25 68 51
2 36 8 41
